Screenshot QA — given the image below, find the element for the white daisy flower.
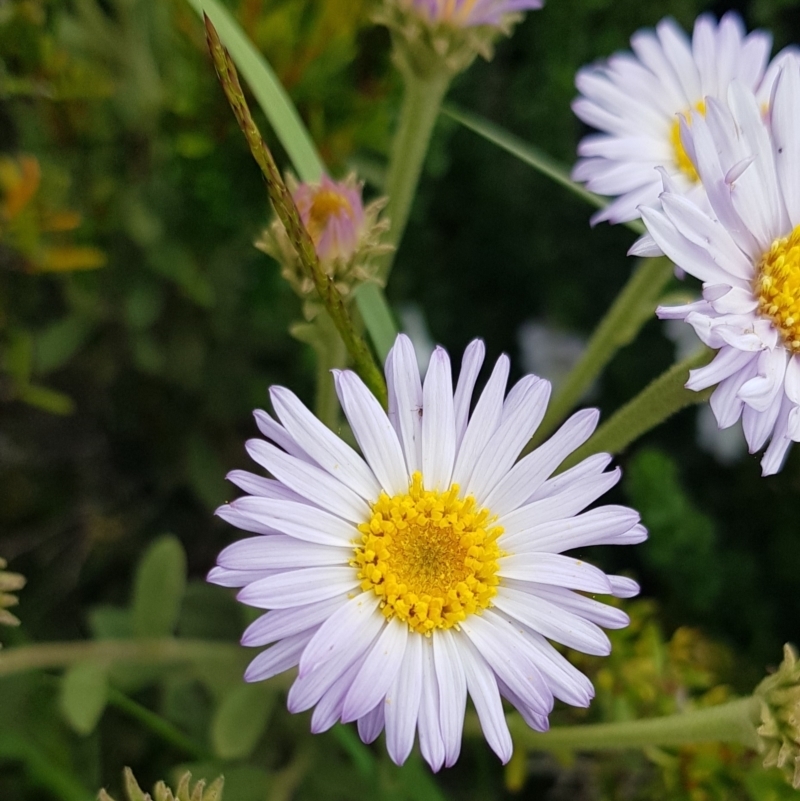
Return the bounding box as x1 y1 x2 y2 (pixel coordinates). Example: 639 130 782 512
209 334 646 769
572 12 794 226
643 58 800 475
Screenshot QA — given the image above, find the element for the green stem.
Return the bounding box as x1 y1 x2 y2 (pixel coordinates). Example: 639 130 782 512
0 638 250 678
107 687 210 759
530 257 676 450
509 696 761 751
377 68 451 283
559 347 714 471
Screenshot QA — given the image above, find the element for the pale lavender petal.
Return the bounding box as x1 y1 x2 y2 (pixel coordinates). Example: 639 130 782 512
418 637 446 771
244 628 317 682
453 339 486 448
385 633 423 766
237 567 359 609
498 553 614 594
432 629 467 768
357 703 386 745
389 334 424 474
422 347 456 491
241 595 348 646
218 536 350 571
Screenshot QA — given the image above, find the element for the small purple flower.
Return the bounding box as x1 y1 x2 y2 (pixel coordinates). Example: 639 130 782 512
293 176 366 264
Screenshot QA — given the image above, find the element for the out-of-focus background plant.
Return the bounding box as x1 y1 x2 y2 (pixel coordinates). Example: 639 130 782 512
1 0 800 798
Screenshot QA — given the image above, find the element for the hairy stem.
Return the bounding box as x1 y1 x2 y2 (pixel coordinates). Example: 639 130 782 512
529 256 676 451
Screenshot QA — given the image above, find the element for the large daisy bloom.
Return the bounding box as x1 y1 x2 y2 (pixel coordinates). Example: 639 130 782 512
572 13 793 225
643 59 800 475
209 334 646 769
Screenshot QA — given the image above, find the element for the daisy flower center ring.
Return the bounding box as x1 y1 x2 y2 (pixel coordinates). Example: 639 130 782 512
756 225 800 353
353 471 502 635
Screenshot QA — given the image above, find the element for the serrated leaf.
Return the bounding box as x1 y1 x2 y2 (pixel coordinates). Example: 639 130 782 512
60 661 108 735
131 535 187 638
211 683 274 760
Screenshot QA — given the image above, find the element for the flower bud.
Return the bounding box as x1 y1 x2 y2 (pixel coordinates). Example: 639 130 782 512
98 768 224 801
0 557 25 631
756 644 800 788
257 174 390 318
375 0 543 78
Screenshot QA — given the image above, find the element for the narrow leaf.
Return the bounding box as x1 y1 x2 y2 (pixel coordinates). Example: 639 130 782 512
443 104 646 236
131 535 187 638
183 0 324 183
61 661 108 736
354 283 399 362
211 683 274 760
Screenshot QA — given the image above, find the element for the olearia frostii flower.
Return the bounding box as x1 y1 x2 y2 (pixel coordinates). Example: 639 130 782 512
210 333 646 770
642 57 800 475
257 174 389 316
572 13 796 229
375 0 542 78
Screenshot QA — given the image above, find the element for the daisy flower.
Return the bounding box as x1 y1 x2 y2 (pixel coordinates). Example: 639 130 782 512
209 334 646 768
572 13 794 225
405 0 543 28
643 59 800 475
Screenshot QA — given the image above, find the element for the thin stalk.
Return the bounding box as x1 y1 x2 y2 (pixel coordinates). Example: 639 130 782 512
529 256 676 450
509 696 761 751
559 347 714 471
205 17 387 407
107 687 210 759
377 68 452 283
0 638 248 678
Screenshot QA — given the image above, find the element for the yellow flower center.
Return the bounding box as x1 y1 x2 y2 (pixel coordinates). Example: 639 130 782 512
669 101 706 183
755 225 800 352
353 472 502 635
307 189 352 241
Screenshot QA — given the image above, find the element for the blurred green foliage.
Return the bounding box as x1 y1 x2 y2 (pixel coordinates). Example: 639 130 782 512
2 0 800 798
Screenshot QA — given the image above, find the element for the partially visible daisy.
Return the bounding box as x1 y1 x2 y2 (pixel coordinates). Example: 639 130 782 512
642 59 800 475
257 174 389 308
404 0 542 28
572 13 794 226
376 0 542 76
210 334 646 769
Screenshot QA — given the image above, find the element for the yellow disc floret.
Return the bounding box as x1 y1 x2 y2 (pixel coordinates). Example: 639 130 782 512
755 225 800 352
353 472 502 635
670 101 706 183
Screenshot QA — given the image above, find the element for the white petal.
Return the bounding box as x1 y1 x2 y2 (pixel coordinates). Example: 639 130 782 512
527 453 613 503
218 536 350 571
245 439 369 522
686 345 757 391
253 409 313 463
243 628 317 682
357 703 385 744
432 629 467 768
422 347 456 491
458 637 512 764
484 408 599 515
227 497 358 547
451 354 509 489
241 594 348 646
418 637 446 771
215 504 281 536
494 587 611 656
207 566 273 588
501 505 641 553
226 470 307 502
496 469 621 538
498 552 613 593
270 386 381 500
453 339 486 448
389 334 424 474
237 567 360 609
342 617 408 722
334 370 409 497
465 376 551 503
310 657 364 734
461 611 553 717
785 354 800 405
609 575 641 598
385 633 423 766
300 593 383 675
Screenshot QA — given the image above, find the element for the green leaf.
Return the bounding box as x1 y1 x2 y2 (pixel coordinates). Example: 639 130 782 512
183 0 324 183
442 104 645 236
19 383 76 415
88 606 133 640
60 661 108 735
211 682 275 760
354 283 399 363
131 535 187 638
34 315 93 374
